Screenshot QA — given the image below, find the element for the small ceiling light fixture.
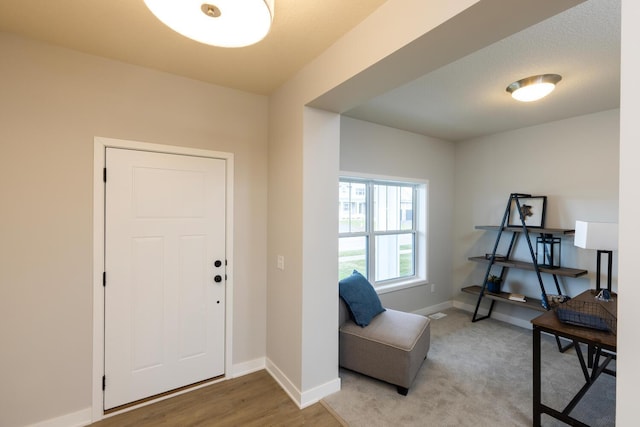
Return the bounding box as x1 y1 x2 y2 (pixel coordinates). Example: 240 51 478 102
144 0 274 48
506 74 562 102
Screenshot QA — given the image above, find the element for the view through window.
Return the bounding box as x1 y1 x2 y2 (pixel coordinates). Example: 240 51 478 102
339 178 418 287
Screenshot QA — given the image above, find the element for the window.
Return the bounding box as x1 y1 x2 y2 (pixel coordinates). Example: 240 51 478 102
339 177 426 290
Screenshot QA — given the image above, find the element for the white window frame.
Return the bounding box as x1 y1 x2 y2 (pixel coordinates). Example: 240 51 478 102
339 172 428 294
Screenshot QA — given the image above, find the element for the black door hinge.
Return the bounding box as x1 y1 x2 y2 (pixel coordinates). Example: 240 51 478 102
102 375 106 390
103 272 106 287
103 167 107 182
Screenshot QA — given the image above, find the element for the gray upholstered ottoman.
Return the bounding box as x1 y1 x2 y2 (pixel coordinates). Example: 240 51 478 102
339 298 431 395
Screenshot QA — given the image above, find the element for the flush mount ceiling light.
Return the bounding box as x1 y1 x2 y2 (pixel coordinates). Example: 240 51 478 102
506 74 562 102
144 0 274 48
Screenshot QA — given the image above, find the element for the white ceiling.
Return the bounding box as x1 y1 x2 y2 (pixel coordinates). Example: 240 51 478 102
345 0 621 141
0 1 620 142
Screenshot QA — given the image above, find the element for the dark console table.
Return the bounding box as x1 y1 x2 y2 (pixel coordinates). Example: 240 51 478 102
531 290 616 426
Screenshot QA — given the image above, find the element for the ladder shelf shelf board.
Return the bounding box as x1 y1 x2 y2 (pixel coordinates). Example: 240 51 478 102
462 285 546 313
475 225 576 235
468 256 588 278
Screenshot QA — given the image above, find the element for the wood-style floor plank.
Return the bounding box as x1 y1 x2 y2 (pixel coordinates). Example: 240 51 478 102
90 370 344 427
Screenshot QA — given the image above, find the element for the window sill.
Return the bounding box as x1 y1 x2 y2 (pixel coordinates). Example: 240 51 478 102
375 278 428 295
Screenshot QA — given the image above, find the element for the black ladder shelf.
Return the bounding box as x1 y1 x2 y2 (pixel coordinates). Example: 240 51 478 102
470 193 582 323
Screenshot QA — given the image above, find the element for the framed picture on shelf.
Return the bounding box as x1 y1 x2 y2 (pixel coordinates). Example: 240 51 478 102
508 196 546 228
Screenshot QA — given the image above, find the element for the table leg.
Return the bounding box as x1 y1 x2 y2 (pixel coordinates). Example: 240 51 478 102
533 325 541 426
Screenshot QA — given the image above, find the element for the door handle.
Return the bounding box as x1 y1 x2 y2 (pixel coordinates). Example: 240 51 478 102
214 275 222 283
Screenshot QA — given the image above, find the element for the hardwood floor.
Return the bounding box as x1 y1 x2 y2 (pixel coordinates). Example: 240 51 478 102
90 370 345 426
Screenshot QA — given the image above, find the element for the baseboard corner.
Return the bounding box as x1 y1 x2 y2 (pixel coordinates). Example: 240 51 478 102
413 300 454 316
231 357 266 378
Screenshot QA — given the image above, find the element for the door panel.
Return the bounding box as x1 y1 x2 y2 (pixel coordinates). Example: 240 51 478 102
104 148 226 410
178 235 207 359
131 236 165 372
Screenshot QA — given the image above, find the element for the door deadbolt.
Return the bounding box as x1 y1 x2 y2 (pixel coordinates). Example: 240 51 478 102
214 260 222 268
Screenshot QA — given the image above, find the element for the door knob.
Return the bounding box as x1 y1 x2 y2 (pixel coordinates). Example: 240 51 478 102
214 275 222 283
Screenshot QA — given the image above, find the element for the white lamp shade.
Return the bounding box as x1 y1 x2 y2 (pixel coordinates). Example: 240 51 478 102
574 220 618 250
144 0 274 48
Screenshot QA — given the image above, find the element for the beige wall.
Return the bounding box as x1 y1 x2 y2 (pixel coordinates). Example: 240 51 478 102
0 33 268 426
453 109 620 324
340 116 456 312
266 85 304 392
339 109 621 322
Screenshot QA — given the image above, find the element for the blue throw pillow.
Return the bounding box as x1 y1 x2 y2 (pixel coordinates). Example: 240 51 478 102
339 270 385 327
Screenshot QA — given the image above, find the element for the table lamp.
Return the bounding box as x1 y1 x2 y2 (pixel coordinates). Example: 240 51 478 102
574 220 618 292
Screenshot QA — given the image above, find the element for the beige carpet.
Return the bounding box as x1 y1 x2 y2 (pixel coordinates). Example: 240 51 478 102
323 308 615 426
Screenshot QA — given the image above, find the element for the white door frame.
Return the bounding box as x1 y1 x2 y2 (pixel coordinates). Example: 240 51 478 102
92 136 234 422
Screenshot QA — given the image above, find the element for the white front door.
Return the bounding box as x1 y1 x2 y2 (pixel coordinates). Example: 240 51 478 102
104 148 226 410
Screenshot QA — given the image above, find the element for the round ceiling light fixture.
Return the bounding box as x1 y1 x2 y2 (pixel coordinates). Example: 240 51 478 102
506 74 562 102
144 0 274 48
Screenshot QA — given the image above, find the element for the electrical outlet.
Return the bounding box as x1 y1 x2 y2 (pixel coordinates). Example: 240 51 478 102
431 283 435 293
277 255 285 270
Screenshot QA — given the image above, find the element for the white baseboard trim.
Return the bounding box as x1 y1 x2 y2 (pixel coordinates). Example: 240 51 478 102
265 358 341 409
28 407 91 427
453 300 533 330
231 357 266 378
299 377 341 409
266 357 303 407
413 300 454 316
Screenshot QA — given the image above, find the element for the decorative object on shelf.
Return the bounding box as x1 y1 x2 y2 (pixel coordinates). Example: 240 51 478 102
574 220 619 292
508 293 526 302
595 289 612 302
484 253 507 261
507 195 547 228
536 234 561 268
486 275 502 293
